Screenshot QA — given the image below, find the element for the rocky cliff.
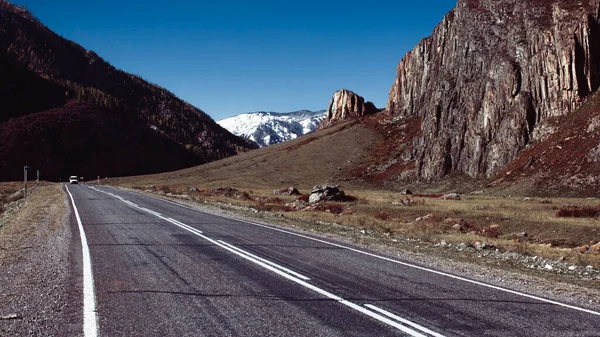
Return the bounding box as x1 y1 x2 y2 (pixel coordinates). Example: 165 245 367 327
387 0 600 181
320 89 377 129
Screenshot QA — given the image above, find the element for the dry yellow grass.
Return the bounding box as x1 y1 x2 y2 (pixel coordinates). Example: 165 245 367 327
0 184 66 261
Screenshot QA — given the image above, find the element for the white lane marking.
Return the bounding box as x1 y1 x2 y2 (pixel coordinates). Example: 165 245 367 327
365 304 446 337
92 186 432 335
65 185 98 337
88 186 201 234
217 240 311 280
100 186 600 317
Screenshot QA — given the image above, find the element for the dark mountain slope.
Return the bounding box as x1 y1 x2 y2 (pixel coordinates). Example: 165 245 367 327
0 101 200 181
0 1 257 180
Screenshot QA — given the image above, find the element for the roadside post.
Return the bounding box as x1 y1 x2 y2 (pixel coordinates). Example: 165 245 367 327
36 170 40 186
97 176 100 185
23 165 31 200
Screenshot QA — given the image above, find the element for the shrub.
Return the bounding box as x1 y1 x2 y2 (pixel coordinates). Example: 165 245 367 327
413 193 443 198
344 194 359 202
322 203 344 215
298 194 310 202
158 185 172 193
374 211 390 221
556 206 599 218
482 225 501 238
255 199 273 212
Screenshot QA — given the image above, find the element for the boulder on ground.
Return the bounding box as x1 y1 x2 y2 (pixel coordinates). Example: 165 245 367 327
578 242 600 254
309 185 347 204
274 187 300 196
440 193 461 200
285 200 308 210
401 189 413 195
416 214 435 222
5 190 24 203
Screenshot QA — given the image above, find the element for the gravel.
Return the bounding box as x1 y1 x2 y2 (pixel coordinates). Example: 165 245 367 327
0 186 80 337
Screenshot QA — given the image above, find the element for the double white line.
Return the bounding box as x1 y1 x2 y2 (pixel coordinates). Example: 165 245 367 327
89 186 445 336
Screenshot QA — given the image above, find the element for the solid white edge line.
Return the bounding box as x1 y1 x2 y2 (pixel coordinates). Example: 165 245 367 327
365 304 446 337
217 240 311 281
101 186 600 317
65 185 98 337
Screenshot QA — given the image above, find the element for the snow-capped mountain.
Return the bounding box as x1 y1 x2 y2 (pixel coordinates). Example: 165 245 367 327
217 110 327 147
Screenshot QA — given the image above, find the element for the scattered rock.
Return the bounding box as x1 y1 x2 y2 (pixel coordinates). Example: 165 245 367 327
544 264 554 271
440 193 461 201
0 313 21 320
576 242 600 254
506 232 528 243
392 198 413 206
416 214 434 222
285 200 308 210
309 185 348 204
469 190 484 195
5 190 24 203
444 217 465 225
189 187 199 192
401 189 413 195
274 187 301 196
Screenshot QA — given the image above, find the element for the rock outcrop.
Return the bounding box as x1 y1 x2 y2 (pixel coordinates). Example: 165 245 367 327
320 89 377 129
387 0 600 181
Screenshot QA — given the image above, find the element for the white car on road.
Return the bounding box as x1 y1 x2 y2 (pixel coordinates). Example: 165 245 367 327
69 176 79 184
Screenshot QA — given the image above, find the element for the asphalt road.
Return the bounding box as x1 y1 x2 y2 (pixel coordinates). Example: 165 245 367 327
64 184 600 337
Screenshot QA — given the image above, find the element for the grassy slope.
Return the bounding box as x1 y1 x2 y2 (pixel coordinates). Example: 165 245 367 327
111 120 382 191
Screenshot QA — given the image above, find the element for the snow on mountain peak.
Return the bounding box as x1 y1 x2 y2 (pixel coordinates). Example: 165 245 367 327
217 110 326 147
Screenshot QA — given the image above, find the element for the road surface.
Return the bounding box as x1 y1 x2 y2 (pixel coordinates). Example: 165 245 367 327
64 185 600 336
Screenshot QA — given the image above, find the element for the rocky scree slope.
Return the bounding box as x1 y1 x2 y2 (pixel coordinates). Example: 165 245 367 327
218 110 326 147
0 1 257 181
387 0 600 182
320 89 378 129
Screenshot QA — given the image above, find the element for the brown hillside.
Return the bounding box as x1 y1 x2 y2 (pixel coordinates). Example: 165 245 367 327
111 120 383 191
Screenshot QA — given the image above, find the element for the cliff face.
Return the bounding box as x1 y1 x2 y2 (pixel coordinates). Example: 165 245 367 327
387 0 600 180
320 89 377 129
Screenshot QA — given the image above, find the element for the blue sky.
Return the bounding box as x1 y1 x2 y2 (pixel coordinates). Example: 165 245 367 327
15 0 457 120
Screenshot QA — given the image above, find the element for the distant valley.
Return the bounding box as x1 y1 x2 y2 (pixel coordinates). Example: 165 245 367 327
218 110 326 147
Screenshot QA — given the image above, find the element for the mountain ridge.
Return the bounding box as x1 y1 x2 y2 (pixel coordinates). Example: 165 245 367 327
218 110 326 147
0 1 257 180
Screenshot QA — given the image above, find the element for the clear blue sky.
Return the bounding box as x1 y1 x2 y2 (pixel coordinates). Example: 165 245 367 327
15 0 457 120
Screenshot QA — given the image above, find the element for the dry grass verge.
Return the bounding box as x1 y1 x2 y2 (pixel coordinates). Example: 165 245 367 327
127 184 600 272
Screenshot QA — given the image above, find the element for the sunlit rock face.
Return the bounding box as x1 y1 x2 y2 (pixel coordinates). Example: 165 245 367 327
320 89 377 129
387 0 600 180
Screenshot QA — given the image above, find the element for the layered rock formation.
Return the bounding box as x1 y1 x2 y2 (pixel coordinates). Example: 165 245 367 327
387 0 600 180
320 89 377 128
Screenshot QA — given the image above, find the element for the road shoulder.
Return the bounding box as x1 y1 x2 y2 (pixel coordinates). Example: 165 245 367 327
0 184 80 336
